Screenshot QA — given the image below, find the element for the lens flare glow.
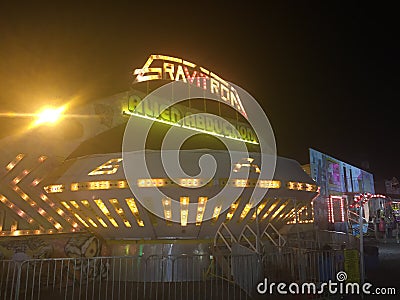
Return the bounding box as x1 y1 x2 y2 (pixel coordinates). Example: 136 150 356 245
35 106 66 125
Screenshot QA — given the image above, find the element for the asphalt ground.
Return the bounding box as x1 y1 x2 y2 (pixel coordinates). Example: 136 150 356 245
362 236 400 299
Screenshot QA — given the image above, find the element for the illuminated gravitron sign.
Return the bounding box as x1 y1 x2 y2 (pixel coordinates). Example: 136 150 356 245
133 54 247 118
125 95 258 144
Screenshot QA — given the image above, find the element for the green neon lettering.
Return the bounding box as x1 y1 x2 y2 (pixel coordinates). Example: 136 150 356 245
184 113 196 127
196 115 205 130
205 116 214 132
170 107 181 123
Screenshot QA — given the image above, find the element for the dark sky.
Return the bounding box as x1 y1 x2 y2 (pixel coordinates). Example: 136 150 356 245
0 2 399 187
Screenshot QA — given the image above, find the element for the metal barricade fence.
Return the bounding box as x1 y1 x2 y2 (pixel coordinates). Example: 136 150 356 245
262 247 346 299
0 249 350 300
0 254 256 300
0 260 19 300
263 248 344 282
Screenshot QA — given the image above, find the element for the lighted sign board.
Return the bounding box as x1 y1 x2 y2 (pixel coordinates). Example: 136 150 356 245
133 54 247 118
124 94 258 144
309 148 375 196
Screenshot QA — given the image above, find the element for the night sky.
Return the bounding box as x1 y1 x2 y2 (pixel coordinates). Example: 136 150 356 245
0 2 398 191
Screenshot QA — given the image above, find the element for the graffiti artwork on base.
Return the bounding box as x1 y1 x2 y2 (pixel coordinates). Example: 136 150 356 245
0 237 53 260
64 234 109 281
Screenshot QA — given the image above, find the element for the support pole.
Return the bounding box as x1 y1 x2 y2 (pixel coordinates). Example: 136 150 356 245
255 203 260 254
359 199 365 287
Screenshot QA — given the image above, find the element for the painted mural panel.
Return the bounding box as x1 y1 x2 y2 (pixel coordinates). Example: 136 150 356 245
326 158 342 192
309 148 374 197
0 233 108 260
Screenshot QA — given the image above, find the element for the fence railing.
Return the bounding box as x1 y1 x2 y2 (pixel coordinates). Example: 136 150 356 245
0 254 255 300
0 249 352 300
263 248 344 284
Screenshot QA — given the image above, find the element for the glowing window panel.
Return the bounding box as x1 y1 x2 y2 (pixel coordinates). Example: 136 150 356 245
5 154 25 172
109 199 131 228
179 178 202 188
276 207 291 221
286 181 317 192
59 201 82 229
271 201 289 220
262 202 278 220
44 184 65 194
258 180 281 189
94 199 119 227
250 201 267 221
125 198 145 227
180 197 189 226
305 183 314 192
137 178 212 188
97 217 108 227
74 213 89 228
118 180 128 188
234 179 248 188
87 218 98 228
212 205 222 222
70 201 80 209
162 198 172 222
226 200 240 221
70 180 128 192
223 179 281 188
196 197 207 226
55 208 64 216
137 178 166 188
287 182 296 190
80 200 108 227
61 202 71 210
239 203 253 221
71 183 79 191
89 181 110 190
88 158 123 176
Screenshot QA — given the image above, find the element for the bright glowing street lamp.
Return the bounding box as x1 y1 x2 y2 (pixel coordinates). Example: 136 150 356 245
34 106 66 126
